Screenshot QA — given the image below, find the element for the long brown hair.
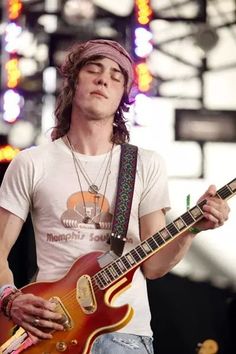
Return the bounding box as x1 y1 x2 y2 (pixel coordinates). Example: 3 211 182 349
52 53 133 144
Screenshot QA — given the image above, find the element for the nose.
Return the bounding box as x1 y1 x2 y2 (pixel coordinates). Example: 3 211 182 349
95 73 108 87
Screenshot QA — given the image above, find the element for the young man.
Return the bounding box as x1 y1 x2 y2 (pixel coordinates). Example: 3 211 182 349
0 40 230 353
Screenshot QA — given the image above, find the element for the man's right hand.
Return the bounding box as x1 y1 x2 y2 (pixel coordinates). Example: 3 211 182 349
10 292 64 339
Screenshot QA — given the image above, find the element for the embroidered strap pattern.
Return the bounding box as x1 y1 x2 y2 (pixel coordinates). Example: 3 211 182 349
110 144 138 256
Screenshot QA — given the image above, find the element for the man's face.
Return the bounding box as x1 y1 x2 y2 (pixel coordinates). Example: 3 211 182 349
73 57 126 120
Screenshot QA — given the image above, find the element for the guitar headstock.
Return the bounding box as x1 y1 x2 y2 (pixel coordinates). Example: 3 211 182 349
197 339 219 354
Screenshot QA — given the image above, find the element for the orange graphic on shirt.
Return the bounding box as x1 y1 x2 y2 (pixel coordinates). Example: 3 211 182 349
61 191 113 230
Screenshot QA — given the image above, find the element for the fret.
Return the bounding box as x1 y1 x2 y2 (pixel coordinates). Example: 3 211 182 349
198 200 207 211
166 223 179 237
159 228 171 241
101 270 110 283
126 253 136 265
142 241 152 254
117 259 127 272
189 205 203 220
95 274 107 288
105 267 115 280
174 217 185 231
109 265 119 278
217 185 232 200
93 178 236 291
113 262 122 276
146 237 157 250
181 211 195 226
154 232 166 246
228 179 236 192
120 256 132 269
130 249 141 261
136 245 146 258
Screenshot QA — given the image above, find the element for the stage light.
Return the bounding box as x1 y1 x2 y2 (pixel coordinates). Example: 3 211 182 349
7 0 23 20
133 0 154 94
135 42 153 58
135 62 153 92
0 145 20 162
135 0 153 25
3 90 22 123
134 27 153 58
135 27 152 42
43 67 57 93
4 23 22 53
5 58 21 88
2 0 24 127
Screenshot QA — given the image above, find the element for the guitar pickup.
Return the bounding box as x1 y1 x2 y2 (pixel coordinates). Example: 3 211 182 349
77 275 97 314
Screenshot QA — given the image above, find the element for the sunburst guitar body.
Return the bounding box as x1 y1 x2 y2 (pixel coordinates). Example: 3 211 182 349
0 251 135 354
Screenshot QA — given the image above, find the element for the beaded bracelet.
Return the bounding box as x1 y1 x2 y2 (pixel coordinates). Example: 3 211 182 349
0 285 16 310
0 284 17 298
1 289 23 319
189 226 201 235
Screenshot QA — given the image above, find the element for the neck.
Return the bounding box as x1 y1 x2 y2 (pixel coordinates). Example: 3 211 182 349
68 112 115 156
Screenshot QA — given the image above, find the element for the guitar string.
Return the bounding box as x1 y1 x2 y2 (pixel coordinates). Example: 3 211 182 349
57 189 232 304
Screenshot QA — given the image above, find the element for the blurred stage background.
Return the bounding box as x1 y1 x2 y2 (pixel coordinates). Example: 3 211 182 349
0 1 236 353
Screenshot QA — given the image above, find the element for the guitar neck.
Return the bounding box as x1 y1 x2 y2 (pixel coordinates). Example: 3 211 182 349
94 178 236 289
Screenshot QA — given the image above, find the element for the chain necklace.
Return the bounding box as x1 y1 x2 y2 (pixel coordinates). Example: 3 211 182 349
66 135 114 226
66 135 112 194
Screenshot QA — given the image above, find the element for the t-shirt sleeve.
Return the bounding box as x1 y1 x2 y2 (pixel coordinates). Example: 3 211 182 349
0 150 33 221
139 150 170 217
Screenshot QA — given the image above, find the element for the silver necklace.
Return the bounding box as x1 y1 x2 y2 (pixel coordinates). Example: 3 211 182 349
66 135 113 194
65 135 114 227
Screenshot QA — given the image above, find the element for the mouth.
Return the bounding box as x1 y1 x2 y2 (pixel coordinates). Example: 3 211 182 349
90 91 108 99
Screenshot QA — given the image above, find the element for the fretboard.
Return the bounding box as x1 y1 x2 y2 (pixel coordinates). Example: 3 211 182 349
94 178 236 289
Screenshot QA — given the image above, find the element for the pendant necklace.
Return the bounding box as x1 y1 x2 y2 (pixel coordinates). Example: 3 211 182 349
66 135 112 195
65 135 114 226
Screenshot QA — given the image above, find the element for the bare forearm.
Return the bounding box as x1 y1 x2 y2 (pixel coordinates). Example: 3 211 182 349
142 231 194 279
0 208 24 288
0 257 15 287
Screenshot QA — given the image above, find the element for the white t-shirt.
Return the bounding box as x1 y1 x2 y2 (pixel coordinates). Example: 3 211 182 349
0 138 170 337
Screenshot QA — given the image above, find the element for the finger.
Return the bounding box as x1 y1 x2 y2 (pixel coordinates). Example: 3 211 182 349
207 184 217 197
202 212 221 227
16 319 53 339
203 205 225 225
198 185 216 202
203 200 229 221
29 295 58 312
33 317 64 331
32 306 63 322
23 314 64 332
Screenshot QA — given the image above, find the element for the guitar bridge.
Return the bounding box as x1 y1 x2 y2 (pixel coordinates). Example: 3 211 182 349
49 297 73 330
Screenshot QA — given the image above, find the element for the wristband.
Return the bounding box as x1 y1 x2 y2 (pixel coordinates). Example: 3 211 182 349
1 289 22 319
0 284 17 297
189 226 201 235
0 285 17 311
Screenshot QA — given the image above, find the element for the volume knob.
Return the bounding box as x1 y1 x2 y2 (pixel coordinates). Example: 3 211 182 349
56 341 67 352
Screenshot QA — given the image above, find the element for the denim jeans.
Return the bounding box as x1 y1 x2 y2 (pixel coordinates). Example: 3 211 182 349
91 333 154 354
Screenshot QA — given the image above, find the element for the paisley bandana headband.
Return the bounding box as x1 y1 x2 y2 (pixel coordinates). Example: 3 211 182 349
63 39 134 94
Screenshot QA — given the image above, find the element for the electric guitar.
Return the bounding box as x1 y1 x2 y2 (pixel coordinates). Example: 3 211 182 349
0 178 235 354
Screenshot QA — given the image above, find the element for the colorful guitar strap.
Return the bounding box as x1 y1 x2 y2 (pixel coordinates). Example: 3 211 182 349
109 143 138 257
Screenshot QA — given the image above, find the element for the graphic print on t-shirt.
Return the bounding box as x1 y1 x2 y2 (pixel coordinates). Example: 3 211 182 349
61 191 113 230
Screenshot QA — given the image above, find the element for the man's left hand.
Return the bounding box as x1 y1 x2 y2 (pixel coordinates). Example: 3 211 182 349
195 185 230 232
